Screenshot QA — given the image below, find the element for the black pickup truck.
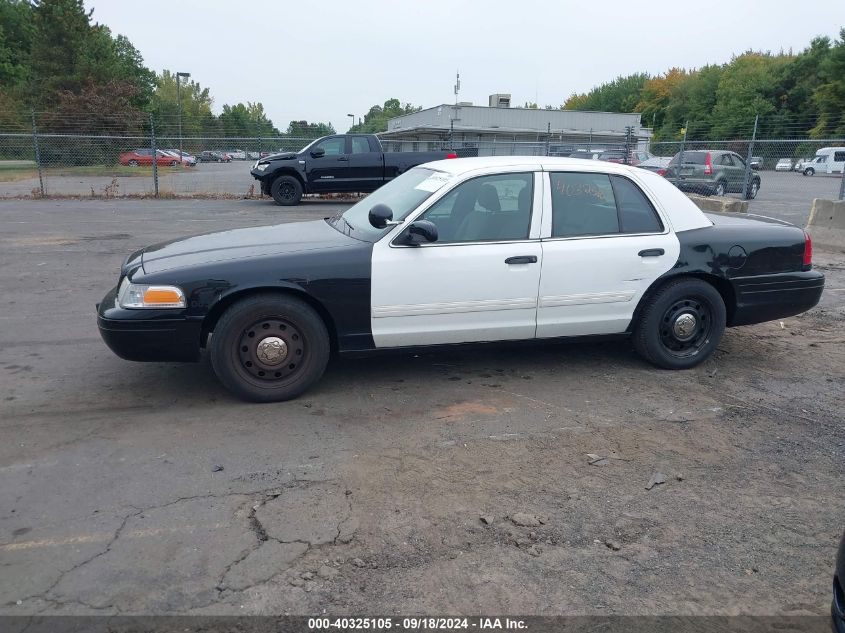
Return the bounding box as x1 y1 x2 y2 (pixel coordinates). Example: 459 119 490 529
250 134 461 206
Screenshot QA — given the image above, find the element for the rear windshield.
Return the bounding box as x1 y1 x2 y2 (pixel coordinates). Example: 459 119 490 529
668 152 707 166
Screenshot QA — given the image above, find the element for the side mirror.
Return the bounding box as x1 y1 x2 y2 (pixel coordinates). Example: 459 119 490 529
403 220 438 245
368 203 394 229
310 147 325 158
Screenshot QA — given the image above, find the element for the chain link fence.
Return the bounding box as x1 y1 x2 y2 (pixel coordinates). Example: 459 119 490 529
1 112 844 213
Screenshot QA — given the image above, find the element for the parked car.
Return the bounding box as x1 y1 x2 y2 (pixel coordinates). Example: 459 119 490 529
568 149 602 160
750 156 763 170
199 151 232 163
664 150 761 199
119 149 180 167
598 150 626 164
250 133 461 206
802 147 845 176
774 158 794 172
225 149 247 160
163 150 197 167
97 157 823 402
793 157 814 172
637 156 672 175
834 530 844 633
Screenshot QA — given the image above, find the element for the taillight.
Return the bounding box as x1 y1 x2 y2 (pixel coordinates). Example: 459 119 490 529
446 153 458 159
657 168 667 177
704 152 712 175
803 231 812 268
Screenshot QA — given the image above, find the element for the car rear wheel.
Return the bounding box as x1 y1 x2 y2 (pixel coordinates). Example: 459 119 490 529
804 167 815 176
270 175 303 206
210 294 330 402
128 160 138 167
633 278 726 370
713 181 727 197
745 179 759 200
170 160 179 167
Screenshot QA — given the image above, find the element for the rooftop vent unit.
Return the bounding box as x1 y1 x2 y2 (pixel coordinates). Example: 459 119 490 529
488 93 511 108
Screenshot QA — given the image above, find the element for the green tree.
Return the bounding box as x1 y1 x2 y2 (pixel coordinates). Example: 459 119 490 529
562 73 650 112
286 120 335 138
348 98 421 133
811 29 845 137
151 70 215 135
219 102 281 136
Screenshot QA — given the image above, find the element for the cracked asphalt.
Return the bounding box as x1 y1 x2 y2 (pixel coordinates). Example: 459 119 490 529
0 198 843 616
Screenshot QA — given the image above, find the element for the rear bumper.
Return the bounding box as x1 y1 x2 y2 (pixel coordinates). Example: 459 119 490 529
667 178 719 194
730 270 824 326
97 286 202 362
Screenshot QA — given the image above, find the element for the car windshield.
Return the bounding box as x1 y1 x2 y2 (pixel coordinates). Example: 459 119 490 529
326 168 452 242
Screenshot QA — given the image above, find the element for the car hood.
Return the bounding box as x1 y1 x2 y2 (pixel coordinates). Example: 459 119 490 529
260 152 298 163
140 219 356 274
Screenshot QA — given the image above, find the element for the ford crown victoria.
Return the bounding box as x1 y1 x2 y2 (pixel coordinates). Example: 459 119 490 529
97 157 824 402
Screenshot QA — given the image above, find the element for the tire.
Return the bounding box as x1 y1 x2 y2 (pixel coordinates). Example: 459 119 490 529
745 179 759 200
170 160 179 167
632 278 726 370
210 293 330 402
713 181 727 197
804 167 815 176
270 175 303 206
128 160 138 167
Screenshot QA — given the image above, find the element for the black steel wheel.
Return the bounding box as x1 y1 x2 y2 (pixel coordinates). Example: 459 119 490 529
803 167 815 176
633 278 726 369
713 181 727 197
210 294 330 402
270 175 303 206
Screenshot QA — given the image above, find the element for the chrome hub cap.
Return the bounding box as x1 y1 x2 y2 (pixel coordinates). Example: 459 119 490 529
256 336 288 365
673 313 697 341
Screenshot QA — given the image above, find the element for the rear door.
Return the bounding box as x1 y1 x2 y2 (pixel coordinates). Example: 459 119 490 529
346 136 384 192
308 136 350 192
833 150 845 174
536 170 679 338
370 170 543 348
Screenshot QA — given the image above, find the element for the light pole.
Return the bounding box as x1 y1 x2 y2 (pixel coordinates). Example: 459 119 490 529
176 71 191 158
347 113 355 131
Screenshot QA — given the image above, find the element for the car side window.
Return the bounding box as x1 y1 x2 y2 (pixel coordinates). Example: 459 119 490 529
315 137 345 156
418 173 534 243
550 173 619 237
733 155 746 168
835 151 845 162
609 176 664 233
351 137 371 154
720 154 734 166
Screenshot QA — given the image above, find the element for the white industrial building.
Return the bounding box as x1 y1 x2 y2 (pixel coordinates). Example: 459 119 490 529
379 94 650 156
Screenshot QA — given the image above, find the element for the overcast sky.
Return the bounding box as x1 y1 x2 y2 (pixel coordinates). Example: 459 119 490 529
85 0 844 133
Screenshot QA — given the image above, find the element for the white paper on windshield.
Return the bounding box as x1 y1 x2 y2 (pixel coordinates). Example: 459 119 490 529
414 172 452 192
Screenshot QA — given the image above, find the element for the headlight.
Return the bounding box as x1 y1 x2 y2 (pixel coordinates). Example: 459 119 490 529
255 163 269 171
117 278 185 309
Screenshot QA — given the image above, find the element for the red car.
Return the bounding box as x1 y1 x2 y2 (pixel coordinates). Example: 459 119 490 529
119 149 181 167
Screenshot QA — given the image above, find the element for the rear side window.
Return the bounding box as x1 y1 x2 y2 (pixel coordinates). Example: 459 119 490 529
550 173 662 237
351 137 371 154
609 176 664 233
834 151 845 162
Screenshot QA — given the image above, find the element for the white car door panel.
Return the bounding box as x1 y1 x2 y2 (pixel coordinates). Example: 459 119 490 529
536 171 679 338
371 171 542 348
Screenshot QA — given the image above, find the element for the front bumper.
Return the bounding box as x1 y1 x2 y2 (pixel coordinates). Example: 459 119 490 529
97 286 202 362
730 270 825 326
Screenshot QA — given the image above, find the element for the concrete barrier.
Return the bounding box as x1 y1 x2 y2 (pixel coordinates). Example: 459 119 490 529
805 198 845 253
686 194 748 214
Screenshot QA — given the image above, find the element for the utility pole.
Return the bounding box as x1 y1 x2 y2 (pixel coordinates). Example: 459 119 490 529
176 71 191 158
742 114 758 199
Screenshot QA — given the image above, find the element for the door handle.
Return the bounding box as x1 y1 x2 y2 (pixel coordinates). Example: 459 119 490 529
638 248 665 257
337 156 349 161
505 255 538 265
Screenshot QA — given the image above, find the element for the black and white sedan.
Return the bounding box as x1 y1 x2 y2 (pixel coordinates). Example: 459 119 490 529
97 157 824 402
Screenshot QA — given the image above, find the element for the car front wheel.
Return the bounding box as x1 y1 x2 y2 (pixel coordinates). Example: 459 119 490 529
270 175 304 206
210 293 330 402
713 181 726 197
804 167 815 176
633 278 726 370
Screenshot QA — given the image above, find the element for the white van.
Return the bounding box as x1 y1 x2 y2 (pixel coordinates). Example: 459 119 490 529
802 147 845 176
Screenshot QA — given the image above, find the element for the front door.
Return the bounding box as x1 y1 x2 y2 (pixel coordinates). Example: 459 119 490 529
308 136 350 192
536 170 679 338
370 171 542 348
